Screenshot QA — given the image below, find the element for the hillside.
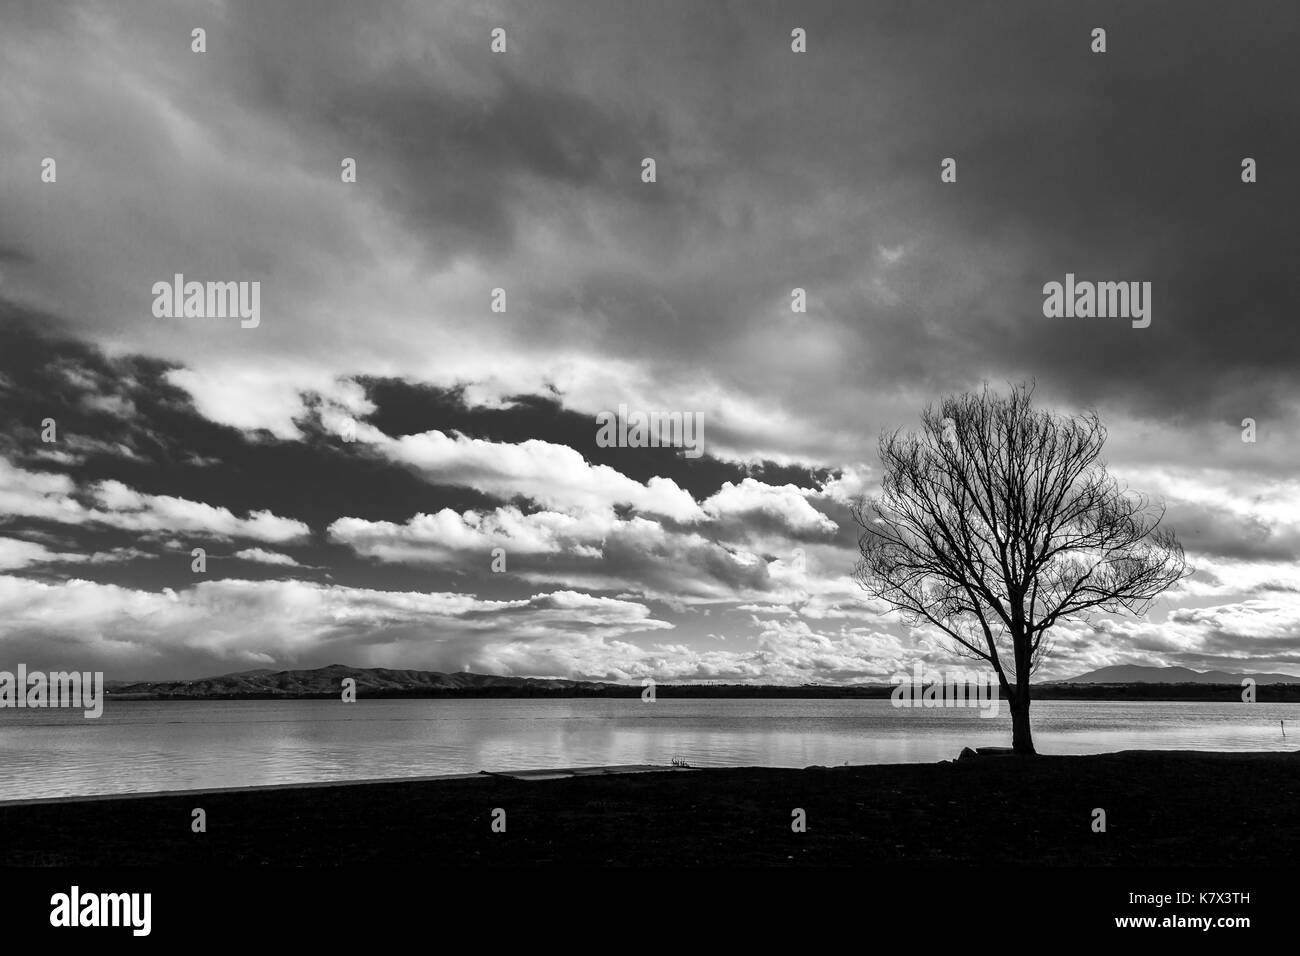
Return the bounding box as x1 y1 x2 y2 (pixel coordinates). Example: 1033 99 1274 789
1065 664 1300 685
107 664 619 699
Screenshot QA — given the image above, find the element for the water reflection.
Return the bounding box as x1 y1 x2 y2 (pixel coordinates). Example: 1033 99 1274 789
1 698 1295 800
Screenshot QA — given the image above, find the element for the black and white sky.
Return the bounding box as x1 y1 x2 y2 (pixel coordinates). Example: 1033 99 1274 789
1 0 1298 681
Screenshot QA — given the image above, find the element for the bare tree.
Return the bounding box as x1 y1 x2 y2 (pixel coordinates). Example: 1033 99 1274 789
852 384 1188 754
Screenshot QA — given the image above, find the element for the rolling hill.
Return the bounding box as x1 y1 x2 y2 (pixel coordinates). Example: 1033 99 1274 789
107 664 618 699
1064 664 1300 684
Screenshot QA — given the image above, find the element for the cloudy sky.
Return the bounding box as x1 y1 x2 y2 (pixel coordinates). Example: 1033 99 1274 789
1 0 1297 682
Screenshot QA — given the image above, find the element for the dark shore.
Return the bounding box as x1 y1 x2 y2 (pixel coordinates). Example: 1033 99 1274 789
4 750 1299 866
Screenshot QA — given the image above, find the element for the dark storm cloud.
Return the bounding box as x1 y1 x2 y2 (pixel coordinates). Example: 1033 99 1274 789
148 0 673 261
6 0 1296 454
684 0 1300 434
0 304 183 465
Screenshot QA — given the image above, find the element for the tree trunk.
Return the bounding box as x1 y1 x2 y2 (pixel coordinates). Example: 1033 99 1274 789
1010 681 1036 755
1008 619 1037 755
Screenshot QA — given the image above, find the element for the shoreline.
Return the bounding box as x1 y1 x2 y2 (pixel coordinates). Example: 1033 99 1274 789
0 763 699 808
97 684 1300 702
3 750 1299 866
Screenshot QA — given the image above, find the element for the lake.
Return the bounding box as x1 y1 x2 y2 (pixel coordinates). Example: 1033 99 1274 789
1 698 1296 801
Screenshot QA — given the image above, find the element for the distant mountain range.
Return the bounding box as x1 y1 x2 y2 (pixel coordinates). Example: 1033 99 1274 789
107 664 620 699
1063 664 1300 685
102 662 1300 701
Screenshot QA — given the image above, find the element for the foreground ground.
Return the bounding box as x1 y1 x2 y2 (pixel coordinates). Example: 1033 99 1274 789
2 751 1298 866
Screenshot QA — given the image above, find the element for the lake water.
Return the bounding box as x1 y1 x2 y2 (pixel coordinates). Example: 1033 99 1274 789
1 698 1296 801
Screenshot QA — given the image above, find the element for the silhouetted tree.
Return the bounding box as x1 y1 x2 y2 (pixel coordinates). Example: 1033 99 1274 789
852 384 1188 754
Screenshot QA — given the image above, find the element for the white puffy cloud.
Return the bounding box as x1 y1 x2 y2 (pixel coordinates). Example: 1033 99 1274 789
814 464 875 506
0 536 77 570
1172 556 1300 601
324 485 880 620
233 548 303 567
0 457 309 544
1033 595 1300 680
88 481 309 543
328 506 629 563
0 575 673 679
369 429 705 521
702 478 838 537
0 458 85 523
167 366 377 441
